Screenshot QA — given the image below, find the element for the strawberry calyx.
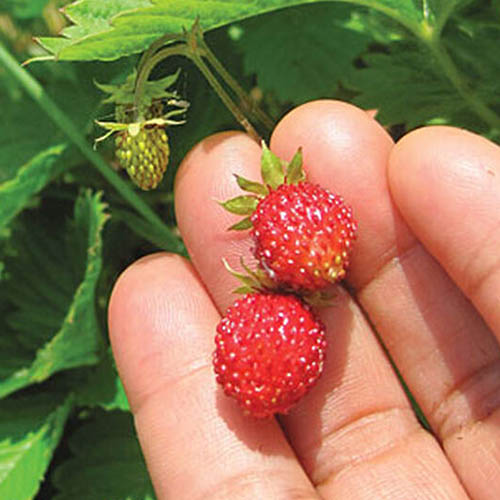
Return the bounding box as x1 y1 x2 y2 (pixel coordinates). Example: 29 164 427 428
94 69 188 146
95 68 183 119
219 142 304 230
223 258 337 308
222 258 276 295
220 142 357 296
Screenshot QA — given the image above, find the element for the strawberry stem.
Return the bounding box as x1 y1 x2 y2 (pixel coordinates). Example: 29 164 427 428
134 44 189 121
196 34 275 133
133 20 274 141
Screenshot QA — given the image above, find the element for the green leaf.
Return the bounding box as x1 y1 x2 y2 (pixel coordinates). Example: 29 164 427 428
219 195 259 215
1 0 50 19
95 67 181 107
443 20 500 107
37 0 153 57
0 58 122 180
0 190 109 399
343 4 500 136
286 147 305 185
53 411 156 500
75 349 130 411
345 41 466 129
0 145 65 233
234 174 268 196
228 217 253 231
0 391 73 500
260 142 284 189
426 0 474 32
240 3 371 105
0 81 63 181
37 0 444 62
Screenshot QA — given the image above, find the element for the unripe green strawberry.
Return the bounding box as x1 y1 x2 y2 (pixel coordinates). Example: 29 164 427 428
95 70 188 190
114 122 169 191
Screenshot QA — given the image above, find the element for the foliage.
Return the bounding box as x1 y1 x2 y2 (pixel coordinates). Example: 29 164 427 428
0 0 498 498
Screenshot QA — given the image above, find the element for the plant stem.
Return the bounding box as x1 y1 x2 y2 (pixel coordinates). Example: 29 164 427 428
136 33 184 79
134 44 190 120
199 38 275 132
134 21 272 141
426 40 500 132
188 49 261 141
135 43 261 141
0 42 183 252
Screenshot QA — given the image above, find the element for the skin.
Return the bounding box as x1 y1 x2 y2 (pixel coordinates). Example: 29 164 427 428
108 101 500 499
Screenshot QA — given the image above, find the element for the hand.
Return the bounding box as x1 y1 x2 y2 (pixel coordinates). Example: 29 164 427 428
108 101 500 499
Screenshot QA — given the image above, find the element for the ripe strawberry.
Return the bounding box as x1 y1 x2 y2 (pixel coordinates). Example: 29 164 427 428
220 144 357 293
213 292 327 418
251 182 356 291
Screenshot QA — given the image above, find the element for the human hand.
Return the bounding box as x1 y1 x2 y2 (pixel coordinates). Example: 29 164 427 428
108 101 500 499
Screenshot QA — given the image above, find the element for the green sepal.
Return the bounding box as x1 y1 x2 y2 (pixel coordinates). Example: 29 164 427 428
95 68 182 108
240 258 275 289
228 217 253 231
302 290 337 308
234 174 269 196
286 147 305 184
219 195 259 215
223 258 279 296
222 259 261 291
260 141 285 189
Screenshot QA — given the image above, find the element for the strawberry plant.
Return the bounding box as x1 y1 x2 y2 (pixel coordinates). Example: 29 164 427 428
0 0 499 498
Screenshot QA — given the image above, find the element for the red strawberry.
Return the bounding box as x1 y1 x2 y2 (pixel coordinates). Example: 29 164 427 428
220 143 357 293
251 181 356 291
213 292 327 418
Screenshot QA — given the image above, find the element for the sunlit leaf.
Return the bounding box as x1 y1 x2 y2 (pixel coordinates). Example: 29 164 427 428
38 0 447 62
0 391 73 500
0 145 65 233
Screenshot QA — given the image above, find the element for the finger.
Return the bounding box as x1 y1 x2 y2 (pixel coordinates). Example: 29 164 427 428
174 131 260 313
389 126 500 335
273 108 500 500
175 106 468 499
108 254 319 500
387 126 500 499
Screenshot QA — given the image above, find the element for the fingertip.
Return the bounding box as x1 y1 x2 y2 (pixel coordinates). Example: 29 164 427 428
270 99 398 289
174 131 261 236
175 131 260 196
108 252 170 347
270 100 393 170
387 125 500 333
107 252 215 412
388 125 499 194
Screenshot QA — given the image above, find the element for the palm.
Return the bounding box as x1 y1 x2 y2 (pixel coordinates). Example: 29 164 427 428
108 101 500 500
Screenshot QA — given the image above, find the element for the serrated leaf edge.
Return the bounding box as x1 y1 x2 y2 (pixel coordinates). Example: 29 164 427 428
0 190 109 399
